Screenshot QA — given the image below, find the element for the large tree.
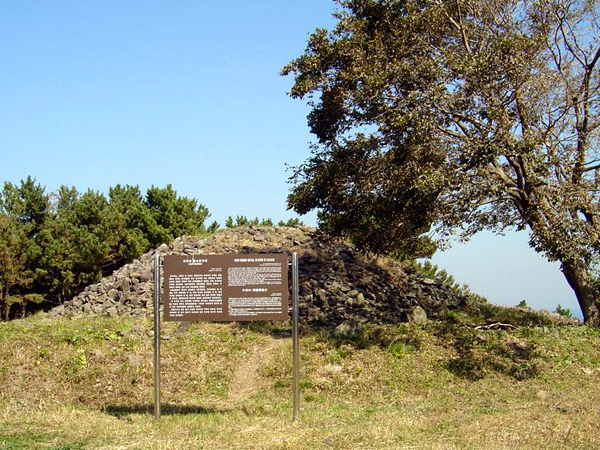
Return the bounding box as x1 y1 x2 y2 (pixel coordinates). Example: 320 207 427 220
283 0 600 324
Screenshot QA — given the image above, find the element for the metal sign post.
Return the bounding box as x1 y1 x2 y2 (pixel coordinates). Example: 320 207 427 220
152 252 299 422
153 253 161 421
292 252 300 422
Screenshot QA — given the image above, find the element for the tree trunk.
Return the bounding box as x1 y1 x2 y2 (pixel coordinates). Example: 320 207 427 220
561 259 600 326
1 287 7 321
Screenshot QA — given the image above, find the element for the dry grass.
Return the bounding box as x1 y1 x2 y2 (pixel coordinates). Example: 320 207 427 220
1 313 599 449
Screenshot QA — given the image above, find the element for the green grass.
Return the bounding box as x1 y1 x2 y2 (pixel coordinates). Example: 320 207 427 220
0 311 599 449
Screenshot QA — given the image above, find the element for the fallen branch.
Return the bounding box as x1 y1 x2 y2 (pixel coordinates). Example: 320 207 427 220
474 322 518 330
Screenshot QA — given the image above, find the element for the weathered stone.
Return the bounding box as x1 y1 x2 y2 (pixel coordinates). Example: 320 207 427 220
106 306 118 317
333 320 362 338
299 284 312 297
126 354 143 369
139 271 153 282
407 306 428 325
119 278 131 292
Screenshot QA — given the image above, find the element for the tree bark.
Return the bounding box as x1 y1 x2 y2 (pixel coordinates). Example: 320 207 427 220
561 259 600 326
1 287 7 321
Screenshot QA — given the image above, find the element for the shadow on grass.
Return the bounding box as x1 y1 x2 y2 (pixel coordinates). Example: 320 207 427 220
468 303 555 327
435 318 539 381
236 321 293 339
103 403 229 417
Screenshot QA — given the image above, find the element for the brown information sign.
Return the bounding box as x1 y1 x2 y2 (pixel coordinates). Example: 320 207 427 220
163 253 288 322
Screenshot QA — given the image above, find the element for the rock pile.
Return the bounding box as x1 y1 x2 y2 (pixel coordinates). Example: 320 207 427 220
51 226 468 327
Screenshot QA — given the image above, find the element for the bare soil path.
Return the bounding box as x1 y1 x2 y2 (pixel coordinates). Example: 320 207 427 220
226 337 286 404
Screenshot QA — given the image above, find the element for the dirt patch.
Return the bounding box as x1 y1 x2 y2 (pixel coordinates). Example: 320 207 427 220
226 338 285 404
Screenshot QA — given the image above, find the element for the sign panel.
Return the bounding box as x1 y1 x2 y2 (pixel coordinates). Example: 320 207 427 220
163 253 288 321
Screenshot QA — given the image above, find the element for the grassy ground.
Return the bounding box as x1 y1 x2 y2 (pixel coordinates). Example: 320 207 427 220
1 310 599 449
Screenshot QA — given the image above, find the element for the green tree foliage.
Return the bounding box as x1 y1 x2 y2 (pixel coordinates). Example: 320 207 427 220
207 221 220 233
145 184 210 246
415 260 458 290
0 215 37 319
228 216 255 227
0 178 48 317
37 187 110 302
0 178 212 319
104 185 152 269
555 304 573 318
224 216 303 228
284 0 600 325
0 176 50 236
278 218 305 227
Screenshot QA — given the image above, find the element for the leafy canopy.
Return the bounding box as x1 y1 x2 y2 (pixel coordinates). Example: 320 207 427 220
284 0 600 323
0 178 212 318
284 0 600 261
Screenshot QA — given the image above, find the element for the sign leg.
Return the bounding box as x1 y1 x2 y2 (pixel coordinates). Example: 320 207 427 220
292 252 300 422
154 253 161 421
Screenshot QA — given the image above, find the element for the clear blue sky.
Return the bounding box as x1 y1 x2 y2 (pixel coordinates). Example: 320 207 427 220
0 1 580 318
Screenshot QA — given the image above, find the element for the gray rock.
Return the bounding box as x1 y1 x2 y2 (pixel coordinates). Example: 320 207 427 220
126 354 143 369
315 289 327 306
119 278 131 292
299 284 312 297
407 306 428 325
139 271 153 282
333 320 362 338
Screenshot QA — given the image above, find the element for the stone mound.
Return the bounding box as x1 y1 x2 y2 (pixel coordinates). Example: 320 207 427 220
51 226 467 326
